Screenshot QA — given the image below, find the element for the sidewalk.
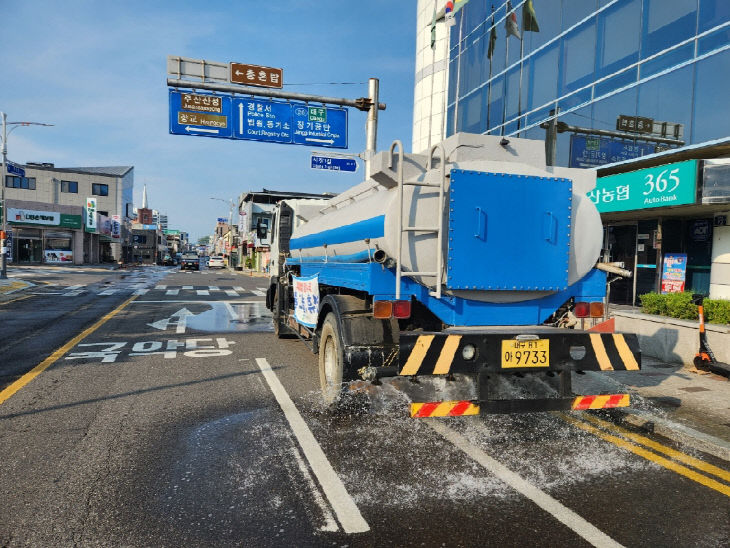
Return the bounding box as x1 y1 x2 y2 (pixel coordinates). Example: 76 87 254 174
574 357 730 461
231 267 269 278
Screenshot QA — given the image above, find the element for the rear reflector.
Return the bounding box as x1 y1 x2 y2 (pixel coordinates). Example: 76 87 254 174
571 394 630 410
411 401 480 417
373 301 392 319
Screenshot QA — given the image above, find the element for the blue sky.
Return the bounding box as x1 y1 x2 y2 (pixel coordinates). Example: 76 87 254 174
0 0 417 241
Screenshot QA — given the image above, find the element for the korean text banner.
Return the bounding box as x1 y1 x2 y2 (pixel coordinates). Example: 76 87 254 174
86 197 98 232
293 275 319 328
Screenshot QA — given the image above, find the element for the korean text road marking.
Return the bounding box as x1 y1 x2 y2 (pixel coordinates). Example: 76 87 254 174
0 295 138 405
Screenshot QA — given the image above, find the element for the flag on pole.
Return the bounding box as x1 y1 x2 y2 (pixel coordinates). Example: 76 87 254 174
487 6 497 59
522 0 540 32
505 0 521 40
430 0 472 48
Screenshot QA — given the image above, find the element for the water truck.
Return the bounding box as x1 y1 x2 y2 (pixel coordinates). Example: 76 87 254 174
265 133 641 416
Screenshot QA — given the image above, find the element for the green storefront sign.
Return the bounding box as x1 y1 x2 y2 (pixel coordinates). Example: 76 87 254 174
0 208 82 229
591 160 698 213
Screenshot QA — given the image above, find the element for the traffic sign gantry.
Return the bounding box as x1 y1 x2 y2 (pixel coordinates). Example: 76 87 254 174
169 90 348 149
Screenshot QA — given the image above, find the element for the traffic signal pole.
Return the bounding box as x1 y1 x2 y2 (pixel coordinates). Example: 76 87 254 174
1 112 8 279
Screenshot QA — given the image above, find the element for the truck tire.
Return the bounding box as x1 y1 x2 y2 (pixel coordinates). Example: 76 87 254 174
273 285 286 338
319 313 345 406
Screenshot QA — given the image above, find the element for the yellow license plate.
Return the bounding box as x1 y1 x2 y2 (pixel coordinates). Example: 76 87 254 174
501 339 550 368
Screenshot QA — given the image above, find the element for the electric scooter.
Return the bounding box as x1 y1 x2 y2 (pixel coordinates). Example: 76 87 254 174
691 294 730 377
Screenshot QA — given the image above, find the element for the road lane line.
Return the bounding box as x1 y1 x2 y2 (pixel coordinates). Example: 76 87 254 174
254 358 369 534
561 415 730 498
290 446 339 532
579 414 730 483
426 420 624 548
0 295 138 405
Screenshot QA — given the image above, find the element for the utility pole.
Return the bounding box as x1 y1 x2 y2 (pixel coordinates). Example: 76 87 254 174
0 114 53 279
1 113 8 279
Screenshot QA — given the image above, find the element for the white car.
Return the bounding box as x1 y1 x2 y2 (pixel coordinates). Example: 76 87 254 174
208 255 225 268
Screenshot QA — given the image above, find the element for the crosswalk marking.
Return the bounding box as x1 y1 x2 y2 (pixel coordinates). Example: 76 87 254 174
182 285 193 290
197 289 210 296
134 289 149 295
166 289 179 296
224 290 239 297
155 285 166 290
234 286 244 292
66 285 83 290
98 289 118 295
251 289 266 297
209 286 220 291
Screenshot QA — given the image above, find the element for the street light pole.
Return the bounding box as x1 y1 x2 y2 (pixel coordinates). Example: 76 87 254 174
0 113 53 279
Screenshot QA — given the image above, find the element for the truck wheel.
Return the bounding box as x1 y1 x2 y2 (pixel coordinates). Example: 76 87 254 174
319 313 345 406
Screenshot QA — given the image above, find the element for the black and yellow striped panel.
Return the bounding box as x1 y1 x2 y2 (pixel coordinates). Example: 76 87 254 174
588 333 640 371
400 334 462 376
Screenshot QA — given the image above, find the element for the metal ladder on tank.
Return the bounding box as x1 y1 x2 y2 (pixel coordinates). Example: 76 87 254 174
391 140 446 300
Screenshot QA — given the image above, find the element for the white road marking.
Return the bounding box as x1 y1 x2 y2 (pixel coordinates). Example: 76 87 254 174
290 446 339 532
209 286 220 291
98 289 118 295
426 420 624 548
166 289 180 296
133 289 149 295
257 287 268 292
255 358 369 534
182 285 193 290
224 289 239 297
234 286 244 292
251 289 266 297
197 289 210 296
155 285 166 290
66 285 83 290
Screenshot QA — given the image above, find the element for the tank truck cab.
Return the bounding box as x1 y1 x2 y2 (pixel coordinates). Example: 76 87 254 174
268 132 641 415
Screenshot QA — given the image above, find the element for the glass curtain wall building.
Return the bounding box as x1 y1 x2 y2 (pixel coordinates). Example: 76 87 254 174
415 0 730 303
443 0 730 164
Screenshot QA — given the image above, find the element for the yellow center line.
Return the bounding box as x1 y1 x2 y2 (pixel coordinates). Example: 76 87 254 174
560 414 730 498
0 295 138 405
580 413 730 484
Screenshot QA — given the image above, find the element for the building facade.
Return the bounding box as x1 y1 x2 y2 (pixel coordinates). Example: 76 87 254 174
415 0 730 303
3 164 133 264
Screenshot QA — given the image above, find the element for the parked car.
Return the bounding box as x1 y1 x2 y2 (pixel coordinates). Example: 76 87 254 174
180 253 200 271
162 255 175 266
208 255 225 269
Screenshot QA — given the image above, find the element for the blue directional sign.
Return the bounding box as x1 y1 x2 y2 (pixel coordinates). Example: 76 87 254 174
6 162 25 177
569 135 655 169
311 155 358 172
169 89 348 149
292 105 348 148
233 98 293 144
169 90 232 138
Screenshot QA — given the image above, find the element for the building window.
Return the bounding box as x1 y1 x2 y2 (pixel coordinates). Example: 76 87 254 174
61 180 78 193
5 176 36 190
92 183 109 196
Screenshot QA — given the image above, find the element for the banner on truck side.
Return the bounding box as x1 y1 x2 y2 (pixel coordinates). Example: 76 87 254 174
293 274 319 328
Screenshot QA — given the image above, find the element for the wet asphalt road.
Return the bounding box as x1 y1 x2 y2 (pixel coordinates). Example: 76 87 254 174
0 266 728 547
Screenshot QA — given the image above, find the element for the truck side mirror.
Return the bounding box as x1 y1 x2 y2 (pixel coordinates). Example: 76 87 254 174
256 222 268 239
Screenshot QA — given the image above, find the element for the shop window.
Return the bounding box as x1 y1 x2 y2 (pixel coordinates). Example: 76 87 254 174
5 176 36 190
61 180 78 193
92 183 109 196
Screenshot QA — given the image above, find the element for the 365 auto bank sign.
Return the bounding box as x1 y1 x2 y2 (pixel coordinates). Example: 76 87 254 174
591 160 698 213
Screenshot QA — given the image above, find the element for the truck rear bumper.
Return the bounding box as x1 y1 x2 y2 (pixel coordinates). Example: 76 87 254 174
398 329 641 376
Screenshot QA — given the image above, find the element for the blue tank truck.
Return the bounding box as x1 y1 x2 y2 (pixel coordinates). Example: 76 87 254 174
265 133 641 416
